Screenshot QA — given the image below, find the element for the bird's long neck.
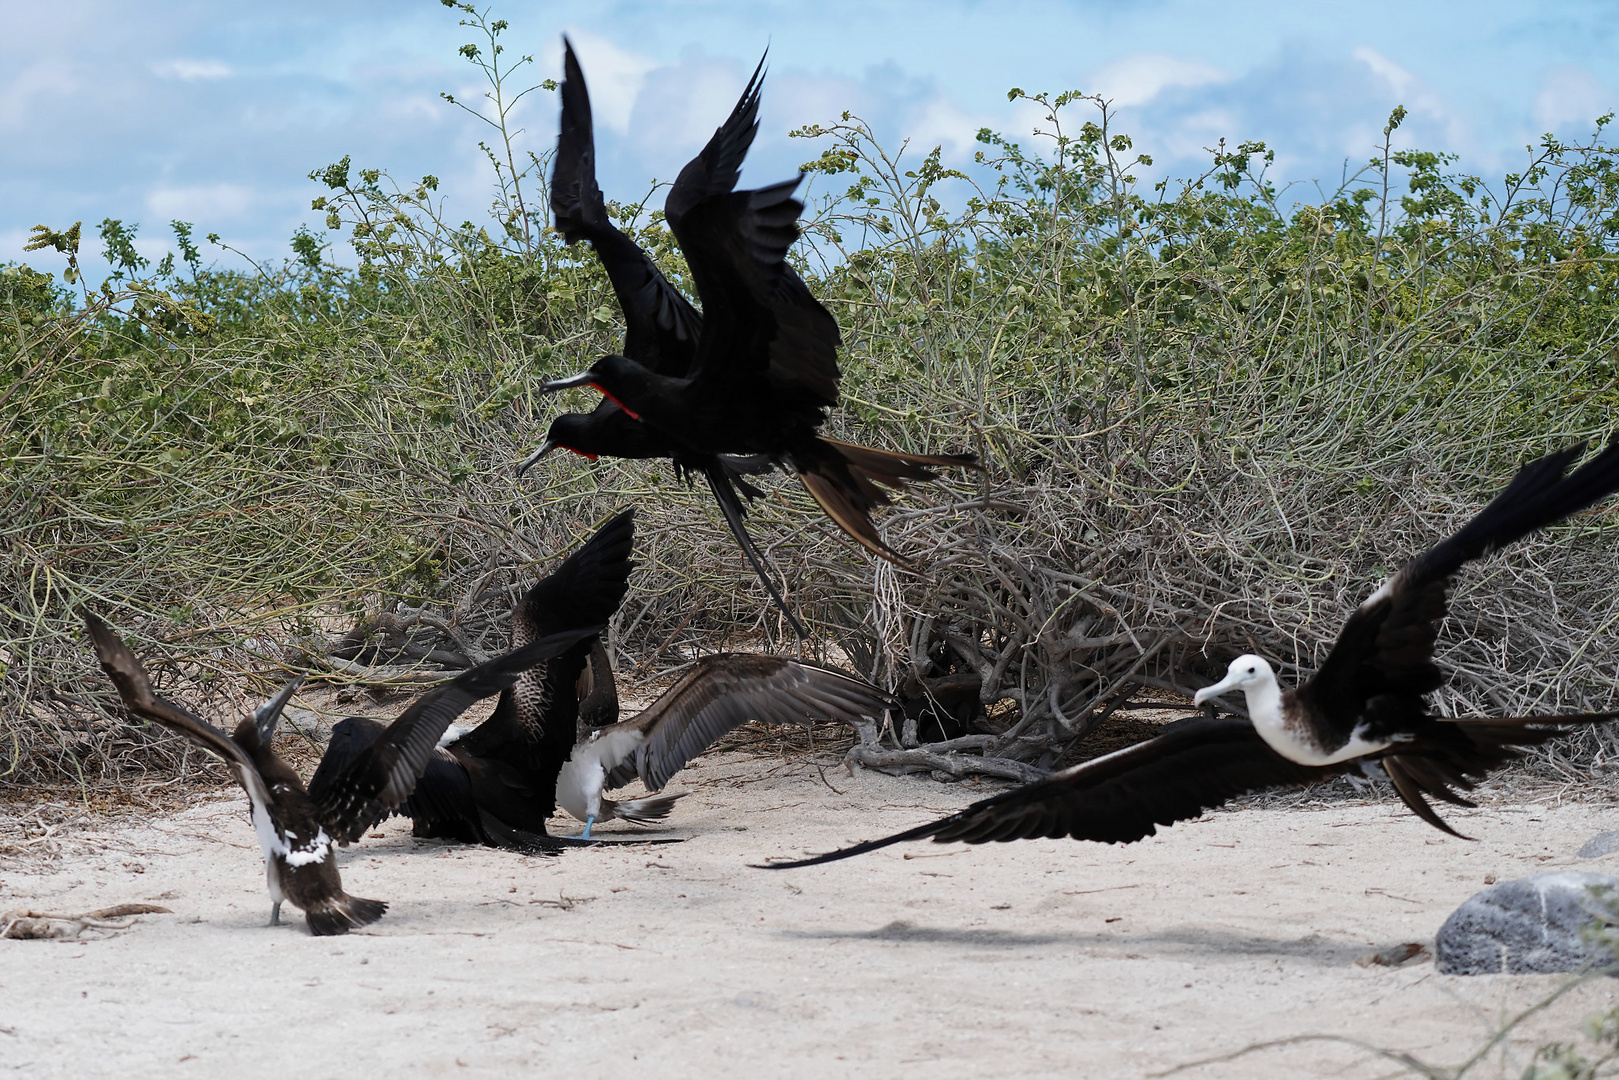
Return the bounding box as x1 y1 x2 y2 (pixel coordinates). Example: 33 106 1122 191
1241 675 1291 754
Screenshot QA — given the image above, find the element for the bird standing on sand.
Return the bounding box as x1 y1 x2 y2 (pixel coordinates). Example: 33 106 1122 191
85 612 595 932
312 510 635 850
556 653 895 837
535 40 978 600
760 440 1619 869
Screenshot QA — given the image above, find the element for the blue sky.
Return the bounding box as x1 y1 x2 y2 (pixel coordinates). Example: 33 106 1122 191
4 1 1617 284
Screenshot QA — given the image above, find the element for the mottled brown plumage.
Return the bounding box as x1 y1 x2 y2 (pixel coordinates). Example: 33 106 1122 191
315 510 636 850
557 654 894 834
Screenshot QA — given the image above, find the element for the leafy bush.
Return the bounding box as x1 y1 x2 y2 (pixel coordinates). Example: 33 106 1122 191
3 3 1618 787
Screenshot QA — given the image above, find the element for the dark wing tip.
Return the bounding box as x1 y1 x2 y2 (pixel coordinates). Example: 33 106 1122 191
82 610 157 707
751 817 950 869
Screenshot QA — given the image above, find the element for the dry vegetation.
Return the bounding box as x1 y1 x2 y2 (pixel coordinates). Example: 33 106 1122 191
4 10 1619 796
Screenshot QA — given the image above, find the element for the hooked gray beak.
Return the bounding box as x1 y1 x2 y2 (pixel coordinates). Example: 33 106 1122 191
515 439 559 477
539 370 598 394
253 675 305 743
1192 672 1242 708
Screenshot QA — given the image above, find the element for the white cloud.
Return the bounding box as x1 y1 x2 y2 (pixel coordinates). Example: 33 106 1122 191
152 58 232 81
1533 65 1614 132
906 95 988 160
0 58 79 128
634 61 756 159
557 29 656 135
1351 46 1415 100
1351 45 1464 150
146 183 254 222
1090 53 1229 108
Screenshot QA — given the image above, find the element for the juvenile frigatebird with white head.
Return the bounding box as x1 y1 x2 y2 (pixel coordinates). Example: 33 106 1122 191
85 612 596 932
760 439 1619 869
556 653 894 837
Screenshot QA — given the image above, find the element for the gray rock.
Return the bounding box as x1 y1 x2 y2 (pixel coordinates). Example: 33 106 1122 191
1578 831 1619 859
1435 872 1619 975
278 705 332 743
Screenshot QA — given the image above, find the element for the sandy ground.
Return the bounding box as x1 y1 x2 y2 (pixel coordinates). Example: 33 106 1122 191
4 750 1619 1080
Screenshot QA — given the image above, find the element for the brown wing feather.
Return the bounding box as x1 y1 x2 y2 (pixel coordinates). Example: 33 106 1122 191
84 613 256 774
795 439 980 566
797 470 911 566
83 612 277 813
603 655 892 791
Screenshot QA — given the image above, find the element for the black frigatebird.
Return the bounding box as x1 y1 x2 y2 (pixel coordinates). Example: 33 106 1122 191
556 653 895 836
84 612 595 932
520 39 804 635
536 42 978 585
758 439 1619 869
310 509 637 850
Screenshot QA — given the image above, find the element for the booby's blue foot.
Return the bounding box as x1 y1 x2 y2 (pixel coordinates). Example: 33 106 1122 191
576 815 596 840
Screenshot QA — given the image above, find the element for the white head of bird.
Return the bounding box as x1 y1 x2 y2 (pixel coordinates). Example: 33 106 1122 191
1193 654 1284 729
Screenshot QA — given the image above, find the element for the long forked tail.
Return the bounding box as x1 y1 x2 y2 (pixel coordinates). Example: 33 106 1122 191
1384 710 1619 839
793 437 980 566
605 791 689 827
703 465 810 639
304 893 388 937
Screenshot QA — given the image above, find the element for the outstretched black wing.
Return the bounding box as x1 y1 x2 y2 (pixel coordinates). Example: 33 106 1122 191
1297 439 1619 747
513 508 636 640
672 178 841 411
663 50 767 228
307 626 602 842
759 715 1334 869
603 655 893 790
553 37 702 376
458 511 635 757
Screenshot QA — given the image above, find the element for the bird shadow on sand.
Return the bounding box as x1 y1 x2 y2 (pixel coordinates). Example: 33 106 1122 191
332 834 689 863
781 920 1367 964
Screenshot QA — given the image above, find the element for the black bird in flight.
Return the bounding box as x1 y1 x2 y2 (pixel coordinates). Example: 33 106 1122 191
85 612 594 932
311 509 638 851
759 439 1619 869
534 40 978 622
556 653 895 837
521 39 800 635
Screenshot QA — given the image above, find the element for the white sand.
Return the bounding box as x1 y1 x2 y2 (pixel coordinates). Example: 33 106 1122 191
3 753 1618 1079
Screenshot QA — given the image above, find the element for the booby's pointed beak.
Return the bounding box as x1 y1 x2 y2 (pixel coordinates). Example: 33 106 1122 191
253 676 305 743
515 439 560 477
538 370 597 394
1192 672 1241 709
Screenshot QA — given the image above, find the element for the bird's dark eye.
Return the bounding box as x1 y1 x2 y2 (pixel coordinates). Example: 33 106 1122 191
1246 666 1255 674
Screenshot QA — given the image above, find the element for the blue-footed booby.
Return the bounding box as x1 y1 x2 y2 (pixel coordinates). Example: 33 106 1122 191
557 654 894 837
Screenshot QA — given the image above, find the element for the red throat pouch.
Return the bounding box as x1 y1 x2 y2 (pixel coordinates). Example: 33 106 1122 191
565 447 599 462
592 383 643 421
